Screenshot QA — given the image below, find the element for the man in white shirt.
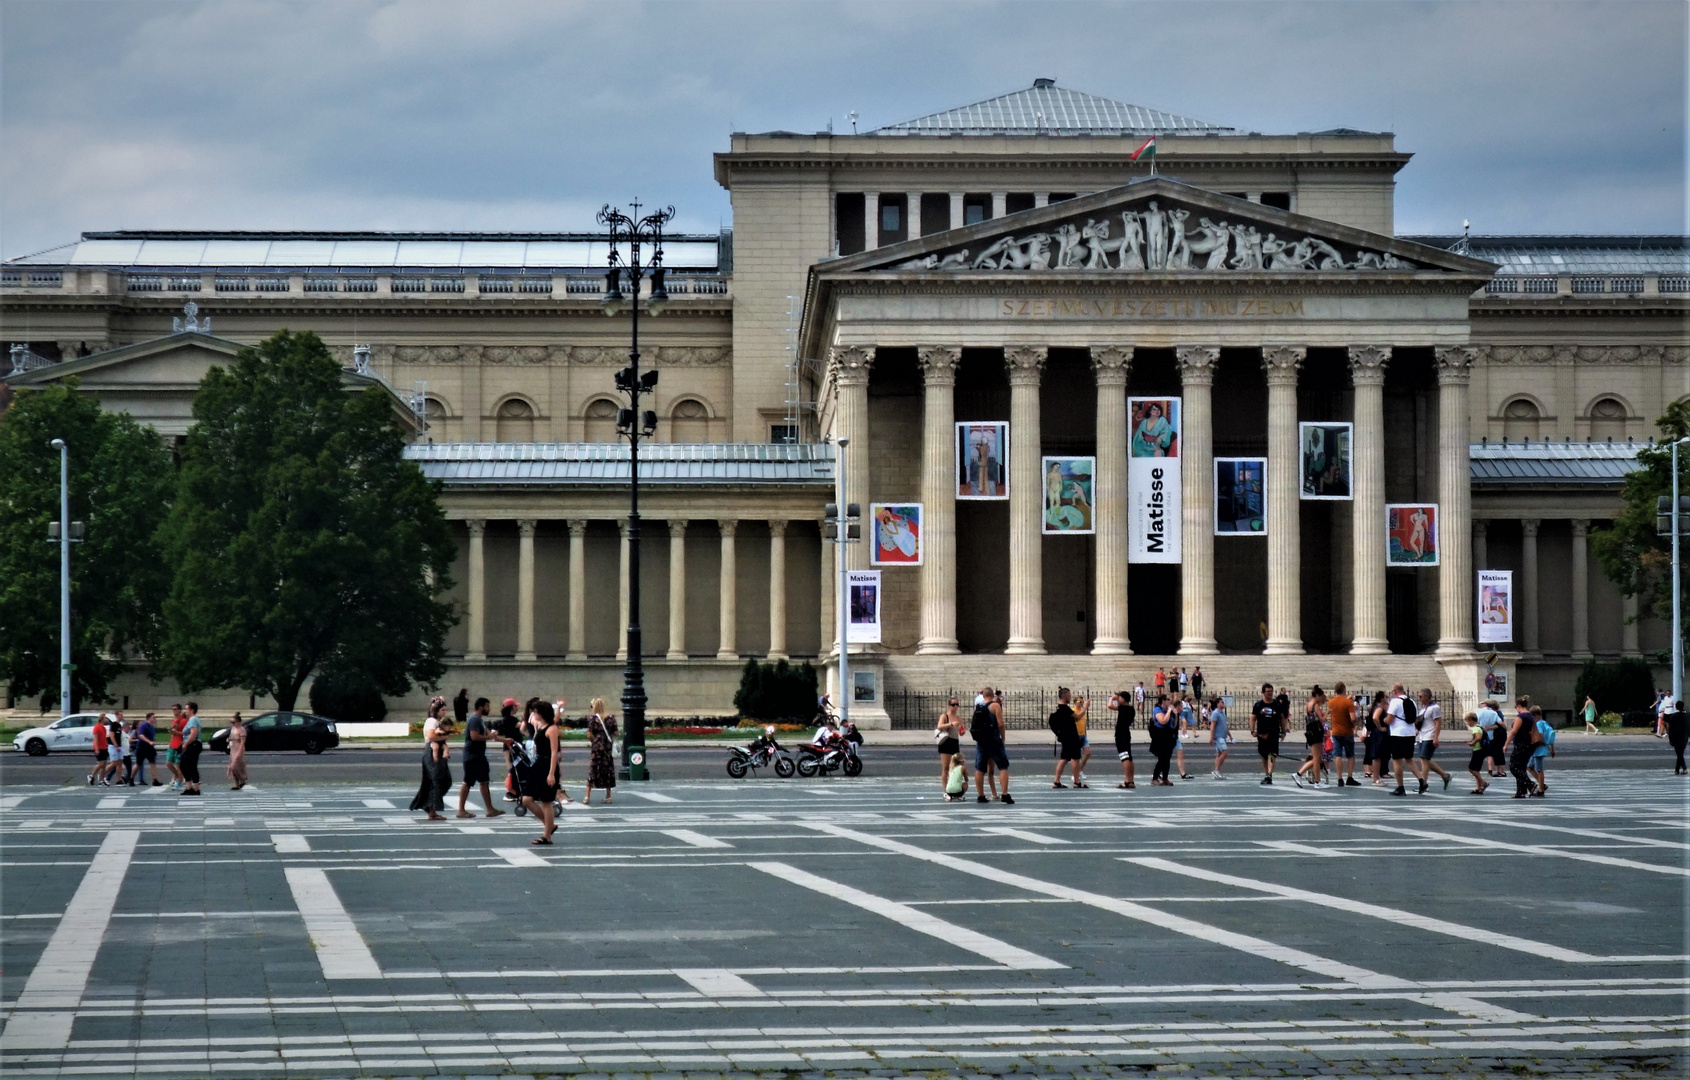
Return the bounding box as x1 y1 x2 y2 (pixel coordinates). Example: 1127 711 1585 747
1384 683 1417 797
1134 682 1146 709
1412 688 1450 793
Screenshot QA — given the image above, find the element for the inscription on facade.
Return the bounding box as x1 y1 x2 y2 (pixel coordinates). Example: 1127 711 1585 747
1001 297 1307 319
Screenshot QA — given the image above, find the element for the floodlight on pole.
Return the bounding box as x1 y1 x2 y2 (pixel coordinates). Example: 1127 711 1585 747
49 439 71 718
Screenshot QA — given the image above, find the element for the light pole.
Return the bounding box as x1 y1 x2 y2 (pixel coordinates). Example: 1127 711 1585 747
823 447 860 724
598 199 672 778
49 439 71 718
1674 437 1688 707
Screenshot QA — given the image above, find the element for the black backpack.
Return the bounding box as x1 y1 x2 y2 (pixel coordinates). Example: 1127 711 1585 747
971 702 995 741
1401 695 1417 728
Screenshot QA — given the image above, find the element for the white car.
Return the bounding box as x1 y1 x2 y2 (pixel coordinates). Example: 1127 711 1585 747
12 713 109 756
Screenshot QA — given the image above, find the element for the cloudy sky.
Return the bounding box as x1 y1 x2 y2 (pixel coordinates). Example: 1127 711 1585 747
2 0 1684 258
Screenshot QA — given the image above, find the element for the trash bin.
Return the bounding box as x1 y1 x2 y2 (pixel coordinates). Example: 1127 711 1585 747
626 745 647 782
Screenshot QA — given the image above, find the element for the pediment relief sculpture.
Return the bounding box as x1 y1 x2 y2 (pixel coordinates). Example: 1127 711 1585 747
893 199 1415 274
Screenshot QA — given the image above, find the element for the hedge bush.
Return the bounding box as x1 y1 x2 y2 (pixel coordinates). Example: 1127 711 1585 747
1571 658 1657 716
733 658 818 722
306 668 389 724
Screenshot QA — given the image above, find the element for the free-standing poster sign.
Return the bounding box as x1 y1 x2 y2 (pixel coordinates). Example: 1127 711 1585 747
1478 569 1514 643
869 503 922 566
1042 457 1095 534
1215 457 1267 535
846 570 881 644
1299 422 1353 500
956 421 1008 499
1386 504 1439 565
1128 397 1181 562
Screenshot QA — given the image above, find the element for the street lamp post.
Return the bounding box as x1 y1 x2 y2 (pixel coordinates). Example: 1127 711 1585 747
1674 437 1688 708
49 438 71 718
597 200 673 778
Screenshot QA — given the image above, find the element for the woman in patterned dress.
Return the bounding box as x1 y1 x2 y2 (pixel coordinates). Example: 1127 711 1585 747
226 713 249 790
583 697 617 806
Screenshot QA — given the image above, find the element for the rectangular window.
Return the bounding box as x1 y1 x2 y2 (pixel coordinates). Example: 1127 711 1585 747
769 424 799 445
1260 192 1292 210
963 194 991 225
835 192 866 255
880 201 901 234
1005 192 1035 214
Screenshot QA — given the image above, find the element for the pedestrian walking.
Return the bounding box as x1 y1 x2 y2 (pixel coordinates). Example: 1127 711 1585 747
1655 689 1671 738
1147 694 1177 785
1528 707 1555 796
521 700 560 842
1503 696 1538 798
1414 689 1450 793
457 697 506 818
412 711 453 820
1174 693 1195 780
1294 686 1327 788
1582 695 1600 735
1190 667 1205 702
1666 701 1688 774
935 697 969 799
1110 690 1136 789
116 714 136 785
226 713 248 790
1464 712 1490 794
1250 683 1285 785
1154 667 1166 693
1209 697 1230 778
583 698 616 806
1049 688 1088 788
453 687 470 727
165 704 186 788
1325 682 1358 787
1177 668 1189 693
135 712 158 787
179 703 204 797
1476 698 1507 778
1383 683 1417 797
971 686 1012 804
88 714 111 787
1134 681 1146 710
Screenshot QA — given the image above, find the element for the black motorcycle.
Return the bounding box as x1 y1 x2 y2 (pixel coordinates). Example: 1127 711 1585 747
726 730 796 779
795 733 863 777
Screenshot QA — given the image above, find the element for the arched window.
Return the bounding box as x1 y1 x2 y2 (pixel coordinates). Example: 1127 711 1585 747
670 398 710 443
1501 398 1540 441
1589 396 1628 441
583 398 619 443
495 398 535 443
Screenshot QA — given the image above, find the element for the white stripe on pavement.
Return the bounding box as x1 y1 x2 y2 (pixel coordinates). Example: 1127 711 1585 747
750 861 1064 970
1357 823 1690 877
271 834 310 853
980 827 1070 845
361 798 396 809
661 829 732 848
672 968 766 997
494 847 551 867
0 830 139 1050
620 789 680 803
282 867 381 979
806 823 1410 989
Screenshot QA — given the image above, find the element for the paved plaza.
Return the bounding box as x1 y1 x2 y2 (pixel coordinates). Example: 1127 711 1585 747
0 765 1686 1079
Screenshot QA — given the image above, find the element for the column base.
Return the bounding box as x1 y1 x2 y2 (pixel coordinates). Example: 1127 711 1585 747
1176 638 1218 656
1348 639 1391 656
916 638 961 655
716 650 740 661
1571 650 1593 661
615 651 628 661
516 652 537 663
767 651 789 661
566 652 587 662
1004 638 1047 655
1092 637 1133 656
1435 640 1476 660
1263 639 1304 656
665 650 686 661
465 652 487 662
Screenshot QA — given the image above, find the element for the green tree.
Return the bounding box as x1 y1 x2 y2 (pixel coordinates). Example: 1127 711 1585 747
1592 399 1690 649
158 330 456 711
0 380 174 710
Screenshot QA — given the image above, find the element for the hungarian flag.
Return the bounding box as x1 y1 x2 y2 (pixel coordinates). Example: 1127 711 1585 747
1130 136 1156 161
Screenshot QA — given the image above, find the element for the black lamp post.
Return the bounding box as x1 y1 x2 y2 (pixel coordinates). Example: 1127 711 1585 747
597 200 673 779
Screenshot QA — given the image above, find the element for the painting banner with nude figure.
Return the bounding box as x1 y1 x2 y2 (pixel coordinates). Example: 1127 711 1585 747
1129 396 1181 562
1041 457 1095 534
1386 503 1439 566
869 503 922 565
1477 569 1513 643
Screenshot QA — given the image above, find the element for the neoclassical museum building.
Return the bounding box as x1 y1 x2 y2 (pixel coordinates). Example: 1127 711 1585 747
4 81 1686 722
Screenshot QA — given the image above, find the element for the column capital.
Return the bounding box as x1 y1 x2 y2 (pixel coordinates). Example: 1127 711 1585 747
466 518 486 537
1473 519 1488 538
567 519 588 537
768 519 788 537
1347 344 1392 385
917 345 962 385
1571 517 1590 537
669 519 689 537
618 519 630 538
1521 517 1541 537
1434 344 1477 383
1091 345 1133 385
1176 345 1221 385
1261 345 1306 384
718 519 738 537
517 519 537 537
830 345 874 387
1004 345 1047 385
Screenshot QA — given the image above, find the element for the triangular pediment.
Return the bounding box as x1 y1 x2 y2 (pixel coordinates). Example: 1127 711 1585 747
826 178 1495 277
7 331 245 388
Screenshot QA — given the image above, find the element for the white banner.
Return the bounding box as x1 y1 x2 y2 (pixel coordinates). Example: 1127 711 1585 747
1128 396 1181 563
846 570 881 644
1477 569 1514 644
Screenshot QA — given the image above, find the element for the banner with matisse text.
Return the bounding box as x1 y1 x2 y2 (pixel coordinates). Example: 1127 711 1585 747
1128 396 1181 563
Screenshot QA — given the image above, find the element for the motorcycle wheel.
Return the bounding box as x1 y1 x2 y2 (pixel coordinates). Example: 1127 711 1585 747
842 756 863 777
774 756 796 778
726 757 749 779
796 755 820 778
514 802 528 817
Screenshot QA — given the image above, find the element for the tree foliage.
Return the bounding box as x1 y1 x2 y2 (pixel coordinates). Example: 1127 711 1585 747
1571 658 1658 715
733 658 818 720
0 381 175 710
157 330 456 711
1592 400 1690 650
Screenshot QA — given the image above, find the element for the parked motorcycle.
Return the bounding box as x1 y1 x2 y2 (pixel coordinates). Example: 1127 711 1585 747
726 728 796 778
795 732 863 777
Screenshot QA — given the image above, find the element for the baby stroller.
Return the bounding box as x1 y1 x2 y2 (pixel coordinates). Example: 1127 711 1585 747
507 738 566 817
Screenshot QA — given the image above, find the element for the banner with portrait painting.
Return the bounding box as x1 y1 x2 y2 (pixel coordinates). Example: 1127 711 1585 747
1386 504 1439 566
1128 396 1181 562
846 570 881 644
1477 569 1514 643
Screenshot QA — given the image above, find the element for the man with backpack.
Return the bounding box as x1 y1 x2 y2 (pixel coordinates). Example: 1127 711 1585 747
1384 682 1418 797
1413 688 1451 794
971 686 1012 804
1049 688 1087 789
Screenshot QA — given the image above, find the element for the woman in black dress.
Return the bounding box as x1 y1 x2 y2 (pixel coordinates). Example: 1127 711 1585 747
1148 694 1177 786
584 697 617 806
522 701 560 843
410 709 452 821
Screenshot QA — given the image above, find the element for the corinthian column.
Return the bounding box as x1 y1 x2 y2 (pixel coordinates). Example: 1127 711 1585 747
768 520 789 660
1571 518 1592 658
667 519 688 660
616 520 630 661
516 519 537 662
717 520 739 660
1177 345 1220 655
465 519 487 660
1521 518 1541 656
1349 345 1391 654
1435 345 1476 657
1005 345 1047 655
918 345 961 654
1262 346 1305 655
831 346 874 571
1092 346 1133 654
567 520 587 660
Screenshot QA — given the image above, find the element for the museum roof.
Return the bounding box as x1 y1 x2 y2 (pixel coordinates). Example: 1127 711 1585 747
4 230 727 271
403 441 834 486
870 79 1233 136
1469 439 1645 484
1401 234 1690 276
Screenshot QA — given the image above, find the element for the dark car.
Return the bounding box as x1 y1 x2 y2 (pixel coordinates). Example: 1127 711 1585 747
210 712 340 755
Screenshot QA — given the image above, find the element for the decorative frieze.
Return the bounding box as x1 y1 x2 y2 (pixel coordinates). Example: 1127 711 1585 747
1476 343 1685 365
